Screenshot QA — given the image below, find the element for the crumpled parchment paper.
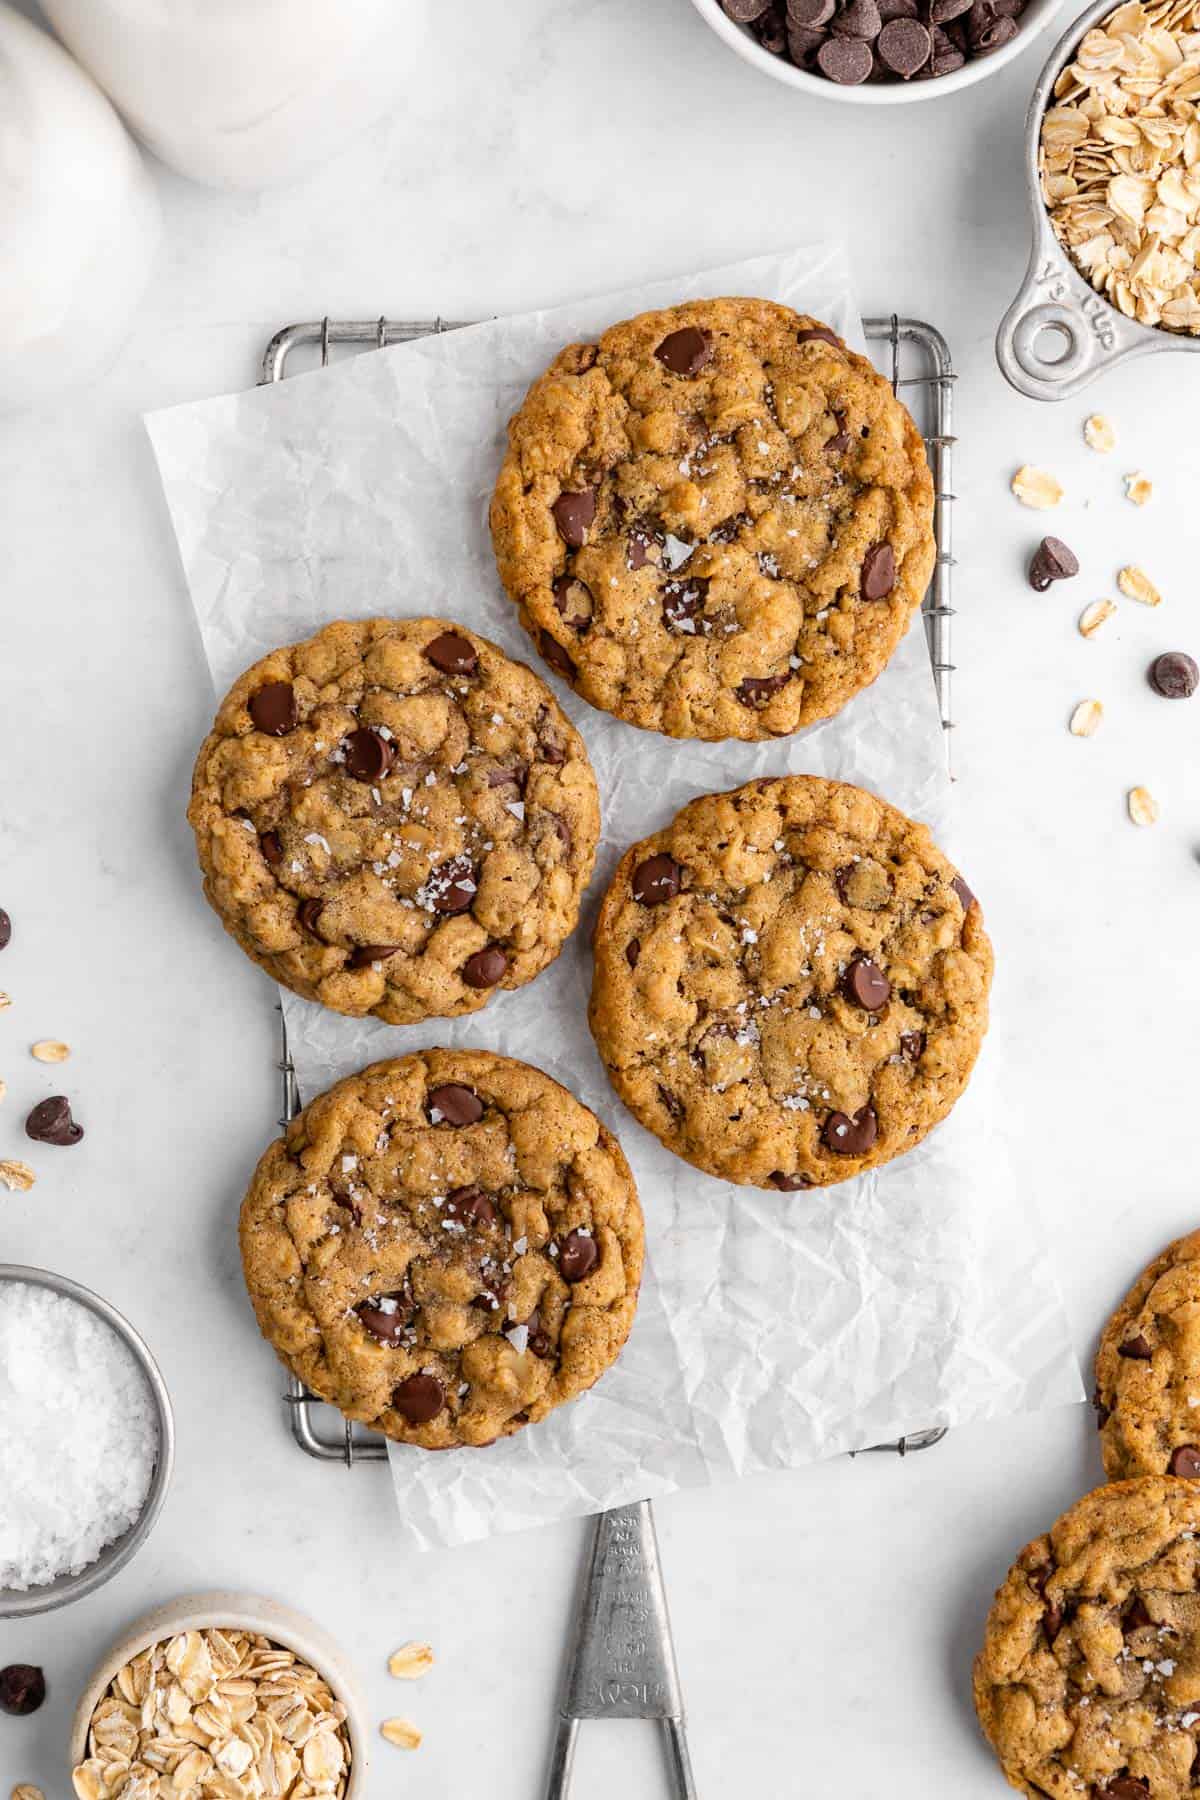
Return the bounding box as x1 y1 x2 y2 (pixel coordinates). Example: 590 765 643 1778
146 246 1083 1550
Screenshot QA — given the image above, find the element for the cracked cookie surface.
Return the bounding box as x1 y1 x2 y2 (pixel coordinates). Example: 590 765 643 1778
189 618 599 1024
489 297 935 741
588 775 991 1190
975 1478 1200 1800
239 1050 644 1449
1096 1231 1200 1483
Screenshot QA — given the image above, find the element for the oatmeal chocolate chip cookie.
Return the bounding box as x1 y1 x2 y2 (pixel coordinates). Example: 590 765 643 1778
588 775 991 1190
189 619 599 1024
239 1050 644 1449
1095 1230 1200 1483
489 297 935 741
975 1478 1200 1800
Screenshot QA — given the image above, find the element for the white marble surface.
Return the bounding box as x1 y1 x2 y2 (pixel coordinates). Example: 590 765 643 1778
1 1 1198 1795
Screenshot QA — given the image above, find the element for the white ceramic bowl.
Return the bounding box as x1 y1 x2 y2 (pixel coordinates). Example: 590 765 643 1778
69 1591 369 1797
687 0 1069 103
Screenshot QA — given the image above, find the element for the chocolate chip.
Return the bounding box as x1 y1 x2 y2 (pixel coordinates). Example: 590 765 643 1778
1027 535 1080 592
632 853 683 906
552 489 596 548
788 0 835 21
627 525 656 570
878 16 930 70
355 1294 412 1344
427 1083 483 1126
768 1171 812 1191
552 575 594 630
655 326 713 377
1123 1597 1153 1631
1149 652 1199 699
1118 1333 1152 1360
900 1030 925 1062
25 1095 83 1147
488 762 527 791
443 1186 499 1229
1092 1386 1111 1428
974 11 1017 48
723 0 772 16
737 673 791 707
822 1103 878 1155
392 1372 445 1425
343 727 394 782
1169 1445 1200 1478
833 0 881 33
249 681 296 736
625 939 641 969
0 1664 45 1715
826 425 852 454
528 1325 554 1359
260 830 283 866
540 631 578 682
753 3 789 49
0 908 10 951
879 0 920 18
348 943 401 970
861 542 896 600
797 325 843 348
472 1280 508 1313
558 1229 599 1282
817 35 873 77
663 577 709 631
951 873 975 911
463 945 508 989
1043 1600 1066 1640
928 0 971 17
428 855 477 914
842 954 891 1011
923 25 966 71
298 898 325 938
1101 1781 1150 1800
424 631 478 676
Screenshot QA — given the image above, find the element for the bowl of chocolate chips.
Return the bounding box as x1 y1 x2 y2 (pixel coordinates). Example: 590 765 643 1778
692 0 1068 98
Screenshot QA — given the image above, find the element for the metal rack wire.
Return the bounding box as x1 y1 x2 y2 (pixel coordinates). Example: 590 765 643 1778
262 311 958 1467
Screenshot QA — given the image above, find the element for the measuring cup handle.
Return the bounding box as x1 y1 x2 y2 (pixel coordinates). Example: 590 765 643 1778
996 232 1156 401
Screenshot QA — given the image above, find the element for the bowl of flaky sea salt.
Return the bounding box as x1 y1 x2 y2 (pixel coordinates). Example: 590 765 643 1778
0 1266 174 1617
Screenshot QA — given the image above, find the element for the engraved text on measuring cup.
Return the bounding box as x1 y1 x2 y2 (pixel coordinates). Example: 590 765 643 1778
1035 261 1117 348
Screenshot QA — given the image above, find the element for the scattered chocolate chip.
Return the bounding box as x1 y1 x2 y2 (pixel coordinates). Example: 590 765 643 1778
249 681 296 736
558 1229 599 1282
655 326 713 377
973 11 1018 48
429 855 477 914
768 1171 812 1191
427 1083 483 1126
842 953 891 1011
552 489 596 548
343 727 394 782
880 0 920 17
459 946 505 992
625 939 641 970
260 830 283 866
822 1103 878 1155
443 1186 499 1229
552 575 594 630
0 1664 45 1715
737 673 791 707
663 577 709 631
298 898 325 938
1027 535 1079 592
1149 652 1199 699
788 0 836 21
424 631 478 677
752 3 789 49
355 1294 412 1344
348 943 401 970
951 873 975 911
722 0 773 17
1170 1445 1200 1478
797 326 843 348
1123 1596 1153 1631
833 0 881 33
878 15 930 69
900 1030 926 1062
922 24 966 71
928 0 971 17
632 853 683 906
25 1095 83 1147
861 542 896 600
392 1372 445 1425
0 908 10 951
1118 1333 1152 1360
816 39 872 80
540 631 578 682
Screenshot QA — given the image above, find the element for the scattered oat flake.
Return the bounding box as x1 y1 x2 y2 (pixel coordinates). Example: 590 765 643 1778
1124 471 1153 505
381 1717 423 1750
0 1161 36 1192
1011 466 1064 509
1128 786 1160 826
31 1039 70 1063
388 1642 435 1680
0 993 10 1011
1070 699 1104 737
1079 599 1117 638
1118 565 1161 606
12 1786 45 1800
1084 414 1117 453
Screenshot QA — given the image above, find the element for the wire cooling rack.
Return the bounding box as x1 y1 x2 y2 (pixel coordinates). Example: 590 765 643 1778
261 312 958 1467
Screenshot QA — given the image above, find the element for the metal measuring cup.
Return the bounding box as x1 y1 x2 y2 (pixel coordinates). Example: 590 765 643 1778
996 0 1200 399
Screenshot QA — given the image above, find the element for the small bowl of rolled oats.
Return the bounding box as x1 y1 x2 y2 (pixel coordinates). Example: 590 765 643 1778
68 1593 368 1800
997 0 1200 397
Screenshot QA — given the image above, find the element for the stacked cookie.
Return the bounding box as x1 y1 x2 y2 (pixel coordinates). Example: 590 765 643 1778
975 1232 1200 1799
188 299 984 1449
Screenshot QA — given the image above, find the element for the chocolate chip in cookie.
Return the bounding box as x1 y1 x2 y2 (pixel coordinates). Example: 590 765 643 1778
551 490 596 548
427 1083 483 1126
558 1229 599 1281
424 632 478 677
822 1103 878 1155
842 954 890 1011
632 853 682 906
249 681 296 736
654 326 713 377
392 1373 445 1425
462 945 508 989
342 727 394 783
